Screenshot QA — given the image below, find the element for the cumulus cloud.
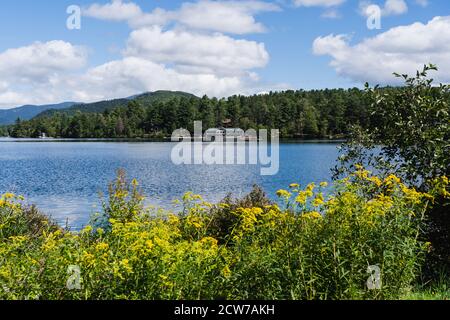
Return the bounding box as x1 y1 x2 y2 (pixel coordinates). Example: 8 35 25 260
81 1 276 99
359 0 408 17
83 1 170 28
0 51 261 108
313 16 450 84
0 41 86 82
75 57 247 100
0 41 88 107
168 0 279 34
124 26 269 76
84 0 280 34
83 0 142 21
293 0 346 7
383 0 408 15
0 1 279 107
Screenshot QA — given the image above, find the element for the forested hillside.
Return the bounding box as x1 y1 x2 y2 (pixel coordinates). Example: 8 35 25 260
6 88 370 139
35 91 197 118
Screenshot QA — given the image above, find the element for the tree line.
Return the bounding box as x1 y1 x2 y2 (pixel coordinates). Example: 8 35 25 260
6 89 372 139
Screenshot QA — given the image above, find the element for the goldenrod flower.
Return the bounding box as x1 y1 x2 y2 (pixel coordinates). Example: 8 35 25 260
276 189 291 199
302 211 322 220
295 192 308 205
222 265 232 278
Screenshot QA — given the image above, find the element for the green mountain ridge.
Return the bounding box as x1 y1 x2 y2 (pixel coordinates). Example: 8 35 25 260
35 91 198 119
0 102 77 125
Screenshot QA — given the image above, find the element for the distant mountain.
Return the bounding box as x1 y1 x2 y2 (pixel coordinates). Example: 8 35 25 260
133 91 197 104
35 91 198 118
36 99 129 118
0 102 77 125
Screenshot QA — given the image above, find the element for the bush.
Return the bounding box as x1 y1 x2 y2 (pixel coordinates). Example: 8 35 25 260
0 170 446 300
206 185 272 244
336 65 450 277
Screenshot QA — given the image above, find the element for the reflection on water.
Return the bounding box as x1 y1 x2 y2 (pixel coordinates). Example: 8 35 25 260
0 139 340 228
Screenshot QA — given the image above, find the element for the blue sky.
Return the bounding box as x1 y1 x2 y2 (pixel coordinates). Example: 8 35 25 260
0 0 448 108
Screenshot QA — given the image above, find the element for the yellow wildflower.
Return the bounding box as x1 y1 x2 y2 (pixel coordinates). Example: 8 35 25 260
145 240 154 250
120 259 133 275
276 189 291 199
222 265 232 278
302 211 323 220
186 215 203 229
368 176 382 187
95 242 109 251
81 252 96 267
312 193 325 207
295 191 308 205
199 237 218 248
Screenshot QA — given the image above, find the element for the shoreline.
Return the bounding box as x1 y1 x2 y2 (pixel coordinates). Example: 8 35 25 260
0 136 346 143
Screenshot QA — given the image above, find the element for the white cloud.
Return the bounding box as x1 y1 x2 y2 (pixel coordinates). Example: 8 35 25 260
0 41 88 107
0 52 261 108
76 57 247 99
84 0 280 34
294 0 346 7
124 26 269 76
0 1 277 107
83 1 169 28
383 0 408 15
83 0 143 21
170 0 280 34
0 41 86 82
360 0 408 17
0 91 32 107
80 1 277 100
313 16 450 84
0 81 8 91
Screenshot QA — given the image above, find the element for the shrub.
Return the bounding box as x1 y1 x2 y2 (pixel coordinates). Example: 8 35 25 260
0 170 445 300
336 65 450 276
0 193 58 239
206 185 272 244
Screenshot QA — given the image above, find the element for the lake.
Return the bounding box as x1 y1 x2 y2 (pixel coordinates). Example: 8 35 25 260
0 138 340 228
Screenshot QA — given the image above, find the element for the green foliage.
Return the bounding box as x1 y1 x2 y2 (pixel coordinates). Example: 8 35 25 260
336 64 450 278
0 194 59 239
337 64 449 183
8 89 371 139
1 170 443 300
0 125 8 137
206 185 272 244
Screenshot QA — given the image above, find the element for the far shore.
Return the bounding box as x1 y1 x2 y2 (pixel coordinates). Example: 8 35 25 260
0 136 346 143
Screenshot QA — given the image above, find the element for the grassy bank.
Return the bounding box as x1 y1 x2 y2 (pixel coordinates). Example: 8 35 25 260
0 169 448 300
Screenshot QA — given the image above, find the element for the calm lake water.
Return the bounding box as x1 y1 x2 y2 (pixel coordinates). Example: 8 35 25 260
0 138 340 228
